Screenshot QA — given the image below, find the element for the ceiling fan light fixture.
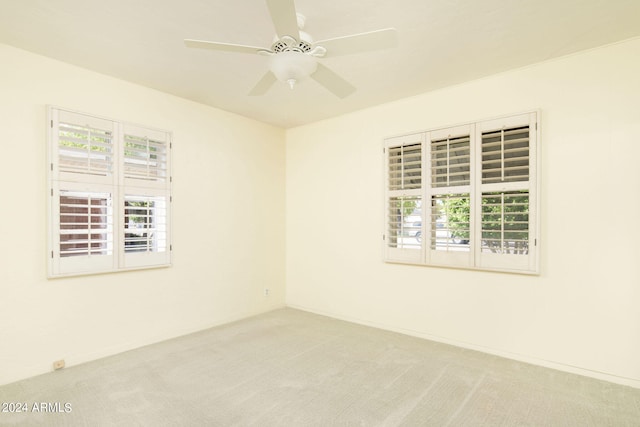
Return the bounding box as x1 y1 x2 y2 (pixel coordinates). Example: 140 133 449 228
269 51 317 88
184 0 398 97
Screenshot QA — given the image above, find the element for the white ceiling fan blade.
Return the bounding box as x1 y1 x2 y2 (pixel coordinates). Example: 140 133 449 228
315 28 398 57
248 71 277 96
184 39 265 55
265 0 300 39
311 63 356 98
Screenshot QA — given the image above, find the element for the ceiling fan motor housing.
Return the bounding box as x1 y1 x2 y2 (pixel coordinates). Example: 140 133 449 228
271 35 312 53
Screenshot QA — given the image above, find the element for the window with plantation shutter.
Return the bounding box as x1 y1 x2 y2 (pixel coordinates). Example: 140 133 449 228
384 134 424 263
48 107 172 277
383 111 539 274
426 125 473 267
476 114 537 272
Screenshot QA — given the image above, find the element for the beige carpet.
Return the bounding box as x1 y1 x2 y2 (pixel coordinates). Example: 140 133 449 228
1 308 639 426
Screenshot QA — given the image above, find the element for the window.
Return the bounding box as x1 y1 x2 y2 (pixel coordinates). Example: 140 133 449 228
48 107 172 277
383 112 539 274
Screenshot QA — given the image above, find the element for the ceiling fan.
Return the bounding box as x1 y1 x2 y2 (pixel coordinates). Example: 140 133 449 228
184 0 397 98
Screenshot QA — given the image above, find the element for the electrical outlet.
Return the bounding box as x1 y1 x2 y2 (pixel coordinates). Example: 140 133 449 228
264 288 270 297
53 359 65 370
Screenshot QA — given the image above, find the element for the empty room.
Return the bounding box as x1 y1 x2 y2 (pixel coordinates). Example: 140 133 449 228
1 0 639 425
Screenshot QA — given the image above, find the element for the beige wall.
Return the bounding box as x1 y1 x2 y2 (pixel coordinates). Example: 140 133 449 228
2 37 639 389
286 37 640 387
0 44 286 385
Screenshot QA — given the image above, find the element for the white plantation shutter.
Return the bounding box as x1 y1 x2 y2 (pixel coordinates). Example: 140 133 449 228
120 124 171 269
59 191 113 257
48 107 172 277
50 183 116 276
383 111 539 274
430 133 471 188
387 196 422 250
429 193 471 250
481 191 529 254
122 192 170 268
426 125 474 267
122 124 169 187
476 112 538 272
384 134 424 263
481 126 530 184
388 143 422 191
53 110 116 186
58 123 113 177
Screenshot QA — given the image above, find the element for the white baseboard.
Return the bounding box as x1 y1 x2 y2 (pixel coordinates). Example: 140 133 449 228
286 303 640 390
0 304 286 386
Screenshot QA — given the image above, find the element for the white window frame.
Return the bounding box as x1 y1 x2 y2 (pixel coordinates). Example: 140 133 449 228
47 106 172 278
383 111 540 274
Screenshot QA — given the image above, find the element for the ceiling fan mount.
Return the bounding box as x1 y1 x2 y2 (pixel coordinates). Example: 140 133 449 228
184 0 397 97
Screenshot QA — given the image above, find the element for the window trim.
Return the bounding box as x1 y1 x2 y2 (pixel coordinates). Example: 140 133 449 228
383 111 540 275
47 106 172 278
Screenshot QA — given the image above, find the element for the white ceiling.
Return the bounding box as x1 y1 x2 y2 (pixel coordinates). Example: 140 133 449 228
1 0 639 128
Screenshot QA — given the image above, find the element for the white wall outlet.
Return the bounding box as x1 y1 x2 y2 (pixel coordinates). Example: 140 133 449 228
264 288 270 297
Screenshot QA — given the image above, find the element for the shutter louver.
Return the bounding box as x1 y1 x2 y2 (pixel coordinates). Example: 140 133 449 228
59 191 113 257
481 191 529 254
124 134 168 182
387 196 422 249
124 195 168 253
482 126 529 184
431 134 470 187
430 194 470 251
58 123 113 176
388 143 421 190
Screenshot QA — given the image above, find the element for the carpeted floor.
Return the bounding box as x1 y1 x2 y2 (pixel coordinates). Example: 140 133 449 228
1 308 639 426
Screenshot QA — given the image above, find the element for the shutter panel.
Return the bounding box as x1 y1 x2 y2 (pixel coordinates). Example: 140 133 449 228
54 110 116 184
482 125 530 184
388 143 422 190
481 191 529 254
430 193 471 251
387 196 422 250
477 111 538 273
122 191 171 268
431 134 471 187
122 124 170 188
59 191 113 257
425 125 474 267
123 134 168 181
51 184 116 276
384 134 424 263
58 123 113 176
124 195 168 254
